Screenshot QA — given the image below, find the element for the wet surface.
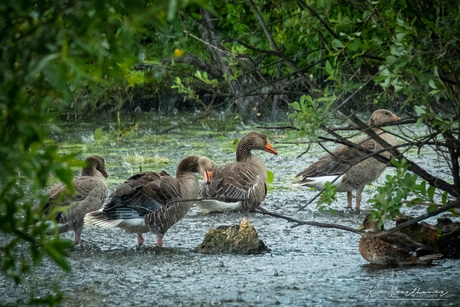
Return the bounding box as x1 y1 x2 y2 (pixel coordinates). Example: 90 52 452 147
1 113 459 306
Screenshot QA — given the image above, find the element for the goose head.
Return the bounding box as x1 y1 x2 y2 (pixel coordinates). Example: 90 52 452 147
368 109 400 127
198 156 215 184
82 155 108 178
238 132 278 156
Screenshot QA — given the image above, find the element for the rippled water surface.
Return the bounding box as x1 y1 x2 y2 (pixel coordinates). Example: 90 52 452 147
1 112 459 306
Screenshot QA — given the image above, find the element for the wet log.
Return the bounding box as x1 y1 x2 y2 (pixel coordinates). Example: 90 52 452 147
195 218 269 255
395 215 460 259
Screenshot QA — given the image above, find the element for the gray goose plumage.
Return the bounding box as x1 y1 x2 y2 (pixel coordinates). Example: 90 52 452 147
199 132 277 213
358 216 443 265
293 109 400 210
40 155 108 244
84 156 215 247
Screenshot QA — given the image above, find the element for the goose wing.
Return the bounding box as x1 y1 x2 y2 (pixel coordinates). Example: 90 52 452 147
103 171 181 219
201 162 265 202
296 136 379 178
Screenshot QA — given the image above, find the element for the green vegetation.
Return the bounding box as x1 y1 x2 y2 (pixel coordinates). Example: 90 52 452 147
1 0 459 303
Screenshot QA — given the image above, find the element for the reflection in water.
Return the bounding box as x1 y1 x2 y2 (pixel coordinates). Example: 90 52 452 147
1 115 458 305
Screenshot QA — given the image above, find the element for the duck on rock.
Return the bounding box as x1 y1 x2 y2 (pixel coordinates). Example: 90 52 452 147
38 155 108 245
293 109 400 210
84 156 215 248
199 132 277 213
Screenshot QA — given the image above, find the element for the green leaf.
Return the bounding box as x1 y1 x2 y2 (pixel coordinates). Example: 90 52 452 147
331 39 344 49
290 101 301 111
427 185 435 202
427 205 438 213
325 61 333 74
267 170 274 184
442 192 448 205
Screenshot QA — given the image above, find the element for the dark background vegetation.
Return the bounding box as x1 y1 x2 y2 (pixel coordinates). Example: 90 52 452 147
1 0 458 304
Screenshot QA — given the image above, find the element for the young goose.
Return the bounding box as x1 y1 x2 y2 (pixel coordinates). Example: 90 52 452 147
84 156 215 248
199 132 277 213
293 109 400 210
40 155 108 244
358 216 443 265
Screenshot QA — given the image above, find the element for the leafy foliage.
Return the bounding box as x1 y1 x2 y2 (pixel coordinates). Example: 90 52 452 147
368 158 451 221
0 0 203 302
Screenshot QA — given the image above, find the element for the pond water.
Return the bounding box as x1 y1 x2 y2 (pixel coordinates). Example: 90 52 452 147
1 111 459 306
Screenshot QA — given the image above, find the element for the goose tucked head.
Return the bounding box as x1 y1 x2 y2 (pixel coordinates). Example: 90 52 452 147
368 109 400 127
237 132 278 157
198 156 215 184
358 215 384 232
82 155 108 178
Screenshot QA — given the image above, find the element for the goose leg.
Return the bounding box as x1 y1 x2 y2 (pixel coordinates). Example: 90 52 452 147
156 235 163 247
137 233 144 248
74 225 83 245
346 191 353 208
356 186 364 211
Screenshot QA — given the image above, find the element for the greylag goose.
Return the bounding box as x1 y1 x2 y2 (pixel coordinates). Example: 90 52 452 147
84 156 215 248
40 155 108 244
293 109 400 210
358 215 443 265
199 132 277 213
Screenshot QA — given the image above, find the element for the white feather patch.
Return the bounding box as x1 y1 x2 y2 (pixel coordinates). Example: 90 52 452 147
197 200 242 213
293 175 345 191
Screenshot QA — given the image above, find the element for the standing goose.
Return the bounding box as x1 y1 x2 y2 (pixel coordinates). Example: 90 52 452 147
40 155 108 244
293 109 400 210
358 216 443 265
84 156 215 248
199 132 277 213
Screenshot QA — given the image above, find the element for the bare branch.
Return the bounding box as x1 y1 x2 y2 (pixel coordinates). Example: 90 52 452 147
255 200 460 238
247 0 279 51
255 207 364 234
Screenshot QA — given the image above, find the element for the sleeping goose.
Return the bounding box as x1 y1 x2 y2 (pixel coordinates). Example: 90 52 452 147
84 156 215 248
293 109 400 210
198 132 277 213
40 155 108 244
358 215 443 265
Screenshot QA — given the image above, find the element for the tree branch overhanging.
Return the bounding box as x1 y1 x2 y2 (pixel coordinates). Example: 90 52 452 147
255 200 460 237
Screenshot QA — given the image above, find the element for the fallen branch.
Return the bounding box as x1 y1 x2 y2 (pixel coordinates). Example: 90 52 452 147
255 200 460 238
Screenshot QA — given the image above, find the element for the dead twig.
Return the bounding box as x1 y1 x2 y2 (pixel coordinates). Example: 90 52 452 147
255 200 460 237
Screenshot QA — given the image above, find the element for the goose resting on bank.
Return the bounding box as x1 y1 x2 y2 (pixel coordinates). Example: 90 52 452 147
39 155 108 244
199 132 277 213
358 215 443 265
293 109 400 210
84 156 215 248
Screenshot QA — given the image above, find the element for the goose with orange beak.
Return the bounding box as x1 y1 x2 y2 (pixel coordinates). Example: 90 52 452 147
199 132 277 213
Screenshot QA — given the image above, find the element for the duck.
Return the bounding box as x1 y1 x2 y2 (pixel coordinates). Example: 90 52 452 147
198 132 277 213
358 215 443 265
84 156 215 248
39 155 108 244
293 109 400 210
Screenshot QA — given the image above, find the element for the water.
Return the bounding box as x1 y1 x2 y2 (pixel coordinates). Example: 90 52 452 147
1 113 459 306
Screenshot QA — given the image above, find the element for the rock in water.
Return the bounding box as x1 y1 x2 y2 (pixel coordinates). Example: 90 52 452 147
195 218 269 254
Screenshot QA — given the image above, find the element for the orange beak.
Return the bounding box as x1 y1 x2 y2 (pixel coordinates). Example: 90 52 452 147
264 141 278 155
393 114 400 121
203 171 213 184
